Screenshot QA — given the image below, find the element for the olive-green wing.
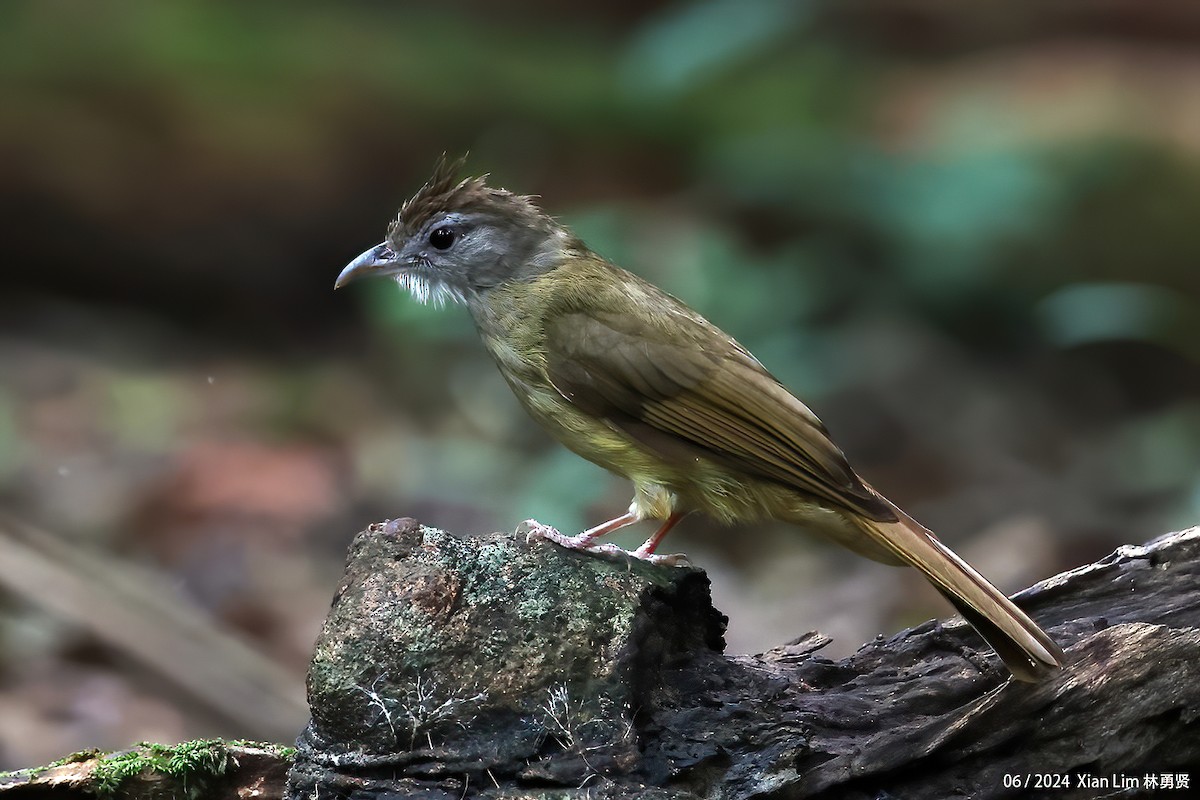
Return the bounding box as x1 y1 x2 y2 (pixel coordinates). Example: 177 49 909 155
543 308 895 522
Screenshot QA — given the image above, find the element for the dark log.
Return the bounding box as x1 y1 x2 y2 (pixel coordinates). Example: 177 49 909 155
285 519 1200 800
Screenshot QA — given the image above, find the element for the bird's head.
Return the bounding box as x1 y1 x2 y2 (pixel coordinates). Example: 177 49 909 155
335 156 572 305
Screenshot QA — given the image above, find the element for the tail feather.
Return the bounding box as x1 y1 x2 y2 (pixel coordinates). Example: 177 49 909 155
859 504 1064 682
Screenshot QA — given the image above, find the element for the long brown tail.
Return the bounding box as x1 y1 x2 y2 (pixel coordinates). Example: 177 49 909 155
858 503 1064 682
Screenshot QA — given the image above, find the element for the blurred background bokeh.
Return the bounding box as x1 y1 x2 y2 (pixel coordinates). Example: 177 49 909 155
3 0 1200 769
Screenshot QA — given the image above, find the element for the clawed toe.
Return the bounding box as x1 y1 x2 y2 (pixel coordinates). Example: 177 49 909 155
521 519 597 551
518 518 560 544
594 544 690 567
522 517 690 567
636 551 691 567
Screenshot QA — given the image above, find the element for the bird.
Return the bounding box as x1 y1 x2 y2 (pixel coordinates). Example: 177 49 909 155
335 156 1065 682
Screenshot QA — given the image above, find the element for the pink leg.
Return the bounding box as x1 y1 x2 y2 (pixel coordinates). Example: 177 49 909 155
633 512 687 557
520 511 639 552
563 511 641 548
522 510 692 567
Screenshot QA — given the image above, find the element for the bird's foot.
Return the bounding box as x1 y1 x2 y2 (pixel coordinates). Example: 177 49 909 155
628 547 692 568
519 519 690 567
518 518 568 546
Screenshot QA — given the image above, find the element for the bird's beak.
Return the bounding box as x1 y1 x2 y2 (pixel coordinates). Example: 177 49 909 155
334 242 403 289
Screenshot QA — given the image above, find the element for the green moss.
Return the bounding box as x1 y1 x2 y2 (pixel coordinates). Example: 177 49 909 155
2 740 292 796
90 740 229 799
52 749 105 767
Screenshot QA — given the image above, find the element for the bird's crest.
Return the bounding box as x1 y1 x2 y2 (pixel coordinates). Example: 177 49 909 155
389 154 545 242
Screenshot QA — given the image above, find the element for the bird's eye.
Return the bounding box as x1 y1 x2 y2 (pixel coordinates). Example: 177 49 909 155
428 226 456 250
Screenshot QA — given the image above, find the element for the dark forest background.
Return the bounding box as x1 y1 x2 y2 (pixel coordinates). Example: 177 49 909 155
2 0 1200 768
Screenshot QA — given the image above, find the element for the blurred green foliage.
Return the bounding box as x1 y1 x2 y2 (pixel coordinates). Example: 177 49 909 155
1 7 1200 747
3 0 1200 539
